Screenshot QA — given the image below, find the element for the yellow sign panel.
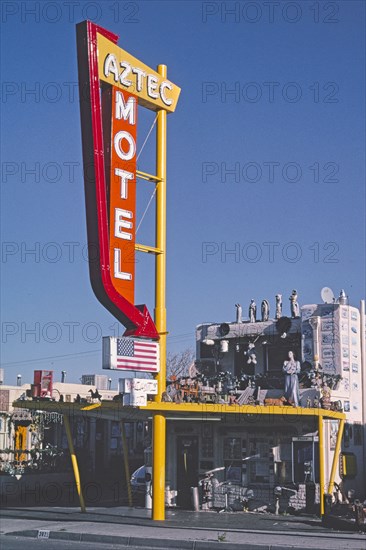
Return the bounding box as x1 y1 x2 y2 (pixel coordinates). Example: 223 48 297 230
80 403 102 411
97 33 181 113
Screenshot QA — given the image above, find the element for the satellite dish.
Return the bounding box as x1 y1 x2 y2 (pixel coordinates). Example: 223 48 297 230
321 287 335 304
219 323 230 336
276 317 291 335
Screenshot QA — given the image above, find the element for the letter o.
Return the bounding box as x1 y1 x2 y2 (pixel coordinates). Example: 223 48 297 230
82 2 102 21
281 409 301 423
42 82 62 103
282 82 302 103
242 82 262 103
282 162 302 183
84 482 102 503
42 3 62 22
114 131 136 161
245 412 261 424
282 242 302 263
42 162 62 183
42 242 62 263
242 2 262 22
282 2 302 23
242 242 262 263
242 162 262 183
82 322 102 343
42 322 62 343
82 244 99 263
41 482 62 503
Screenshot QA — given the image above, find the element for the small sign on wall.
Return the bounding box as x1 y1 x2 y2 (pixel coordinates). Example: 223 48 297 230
120 378 158 407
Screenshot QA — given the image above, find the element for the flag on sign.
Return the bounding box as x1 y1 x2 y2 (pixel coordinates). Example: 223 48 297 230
103 336 160 372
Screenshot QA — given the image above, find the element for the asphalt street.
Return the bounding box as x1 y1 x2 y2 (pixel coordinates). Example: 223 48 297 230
1 536 150 550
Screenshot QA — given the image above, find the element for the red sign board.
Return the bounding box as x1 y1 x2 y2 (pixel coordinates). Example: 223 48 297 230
106 87 137 304
76 21 158 339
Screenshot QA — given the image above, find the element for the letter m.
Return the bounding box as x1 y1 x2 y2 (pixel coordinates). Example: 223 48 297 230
115 91 136 124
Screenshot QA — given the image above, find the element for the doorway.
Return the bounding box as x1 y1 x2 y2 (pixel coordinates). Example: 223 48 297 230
95 419 105 475
176 436 199 509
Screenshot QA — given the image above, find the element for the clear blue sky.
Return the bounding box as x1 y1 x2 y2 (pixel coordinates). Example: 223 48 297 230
1 1 365 385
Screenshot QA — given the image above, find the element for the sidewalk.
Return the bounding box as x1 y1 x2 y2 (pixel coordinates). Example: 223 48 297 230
1 507 365 550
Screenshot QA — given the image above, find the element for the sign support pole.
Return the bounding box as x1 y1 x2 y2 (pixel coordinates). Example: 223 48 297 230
327 418 344 495
152 64 167 521
63 414 86 513
318 415 325 516
120 420 133 507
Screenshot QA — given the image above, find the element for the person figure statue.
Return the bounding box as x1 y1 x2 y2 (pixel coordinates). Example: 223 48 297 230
275 294 282 319
289 290 300 318
282 351 301 406
235 303 242 323
261 299 270 322
320 384 331 410
249 300 256 323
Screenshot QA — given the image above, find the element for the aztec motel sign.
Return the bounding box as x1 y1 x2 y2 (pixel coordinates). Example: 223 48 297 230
76 21 180 346
99 34 179 111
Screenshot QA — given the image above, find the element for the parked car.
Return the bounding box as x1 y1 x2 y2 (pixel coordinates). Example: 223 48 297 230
130 465 146 494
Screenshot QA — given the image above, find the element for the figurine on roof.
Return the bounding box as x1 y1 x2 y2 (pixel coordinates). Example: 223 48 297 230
249 299 256 323
275 294 282 319
235 303 242 323
261 299 270 322
289 290 300 318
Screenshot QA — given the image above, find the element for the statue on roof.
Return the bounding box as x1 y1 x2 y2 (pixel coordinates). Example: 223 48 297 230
275 294 282 319
261 299 270 322
235 303 242 323
249 300 256 323
289 289 300 318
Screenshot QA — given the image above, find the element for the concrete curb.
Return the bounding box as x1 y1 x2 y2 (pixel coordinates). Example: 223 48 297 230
5 529 366 550
323 514 364 533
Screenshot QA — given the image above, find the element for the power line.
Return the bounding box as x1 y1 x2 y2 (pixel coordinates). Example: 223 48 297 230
1 349 100 367
1 332 194 367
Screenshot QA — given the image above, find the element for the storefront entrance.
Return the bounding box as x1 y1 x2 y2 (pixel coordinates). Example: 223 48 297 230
176 436 199 508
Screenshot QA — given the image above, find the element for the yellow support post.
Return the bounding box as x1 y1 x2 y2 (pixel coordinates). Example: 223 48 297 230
154 64 167 401
327 418 345 495
152 413 166 520
63 414 86 513
120 421 133 507
318 415 325 516
152 63 168 521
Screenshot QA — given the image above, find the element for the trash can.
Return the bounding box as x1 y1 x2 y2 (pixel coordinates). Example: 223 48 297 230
323 493 332 515
305 482 316 513
191 487 199 511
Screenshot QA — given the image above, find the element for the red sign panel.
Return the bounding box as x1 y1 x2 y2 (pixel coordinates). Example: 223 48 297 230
108 87 137 304
76 21 158 339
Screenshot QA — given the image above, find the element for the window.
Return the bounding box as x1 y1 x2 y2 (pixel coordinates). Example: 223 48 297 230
223 437 242 482
248 438 270 483
266 343 301 374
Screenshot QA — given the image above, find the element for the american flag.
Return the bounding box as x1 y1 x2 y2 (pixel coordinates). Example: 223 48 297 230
114 337 160 372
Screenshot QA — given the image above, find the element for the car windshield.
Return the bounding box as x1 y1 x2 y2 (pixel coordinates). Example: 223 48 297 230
131 465 145 480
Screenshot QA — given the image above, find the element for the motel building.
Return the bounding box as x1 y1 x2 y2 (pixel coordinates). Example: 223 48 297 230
161 296 366 513
0 375 147 506
9 294 365 516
